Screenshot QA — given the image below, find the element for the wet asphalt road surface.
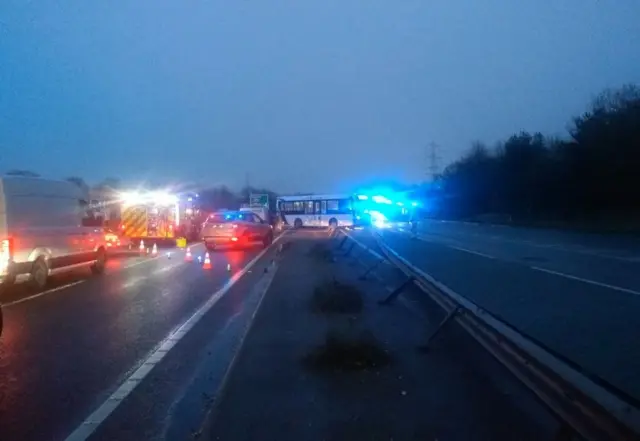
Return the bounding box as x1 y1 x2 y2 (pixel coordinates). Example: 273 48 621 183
0 242 272 441
352 221 640 401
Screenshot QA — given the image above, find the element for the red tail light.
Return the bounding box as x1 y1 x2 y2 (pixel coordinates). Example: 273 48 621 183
1 238 13 274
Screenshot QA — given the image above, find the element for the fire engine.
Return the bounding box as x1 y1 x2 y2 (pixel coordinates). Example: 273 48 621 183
117 191 180 243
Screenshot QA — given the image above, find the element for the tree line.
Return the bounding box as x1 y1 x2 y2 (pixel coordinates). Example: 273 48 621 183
1 171 278 212
431 84 640 224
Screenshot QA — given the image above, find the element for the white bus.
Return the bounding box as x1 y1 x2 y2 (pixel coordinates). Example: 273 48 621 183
277 194 355 228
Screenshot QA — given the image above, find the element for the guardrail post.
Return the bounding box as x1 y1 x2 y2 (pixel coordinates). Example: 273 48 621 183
359 257 385 280
418 306 461 352
337 235 348 250
343 241 357 257
378 276 414 305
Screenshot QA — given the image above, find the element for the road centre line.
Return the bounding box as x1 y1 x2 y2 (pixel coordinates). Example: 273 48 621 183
63 233 286 441
2 281 85 307
448 246 495 259
2 244 204 307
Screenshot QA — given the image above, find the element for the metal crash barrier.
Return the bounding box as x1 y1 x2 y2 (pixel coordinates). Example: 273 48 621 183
332 227 640 441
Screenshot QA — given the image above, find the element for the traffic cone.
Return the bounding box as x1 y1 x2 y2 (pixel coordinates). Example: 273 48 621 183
151 243 158 257
185 247 193 262
202 252 212 270
139 240 145 254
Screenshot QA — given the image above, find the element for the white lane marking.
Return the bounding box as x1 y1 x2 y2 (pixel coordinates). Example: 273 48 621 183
2 246 205 307
2 281 85 307
530 266 640 297
449 246 495 259
195 258 280 437
63 234 286 441
406 222 640 263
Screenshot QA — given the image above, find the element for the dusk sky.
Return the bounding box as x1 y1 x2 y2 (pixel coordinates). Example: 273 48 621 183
1 1 639 193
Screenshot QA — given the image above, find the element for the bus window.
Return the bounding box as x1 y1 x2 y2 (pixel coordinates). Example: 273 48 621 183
327 199 352 214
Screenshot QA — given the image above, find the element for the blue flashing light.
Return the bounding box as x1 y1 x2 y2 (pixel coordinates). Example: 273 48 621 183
372 195 392 204
411 201 418 207
396 202 404 207
369 210 389 228
357 194 368 200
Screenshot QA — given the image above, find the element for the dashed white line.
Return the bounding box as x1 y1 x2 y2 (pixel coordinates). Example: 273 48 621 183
530 266 640 297
448 246 495 259
63 234 285 441
2 281 85 307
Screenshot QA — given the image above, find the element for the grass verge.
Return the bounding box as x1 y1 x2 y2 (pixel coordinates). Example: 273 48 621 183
302 329 392 372
311 279 364 314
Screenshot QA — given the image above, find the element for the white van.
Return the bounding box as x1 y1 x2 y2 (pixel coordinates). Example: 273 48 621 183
0 176 108 291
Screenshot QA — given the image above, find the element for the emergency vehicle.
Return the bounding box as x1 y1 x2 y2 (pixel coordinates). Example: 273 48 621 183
117 191 180 243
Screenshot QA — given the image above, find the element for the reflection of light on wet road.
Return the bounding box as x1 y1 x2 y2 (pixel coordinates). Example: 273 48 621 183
106 259 123 270
223 250 246 274
153 263 183 274
2 281 85 307
121 276 147 290
120 263 184 289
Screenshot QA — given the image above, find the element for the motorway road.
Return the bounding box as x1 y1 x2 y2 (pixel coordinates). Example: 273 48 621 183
350 220 640 402
0 241 279 441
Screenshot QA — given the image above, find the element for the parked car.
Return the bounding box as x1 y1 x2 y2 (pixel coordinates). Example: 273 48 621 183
0 176 108 291
200 210 273 251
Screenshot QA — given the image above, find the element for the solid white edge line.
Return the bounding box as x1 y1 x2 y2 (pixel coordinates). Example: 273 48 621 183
530 266 640 297
63 234 286 441
195 257 281 437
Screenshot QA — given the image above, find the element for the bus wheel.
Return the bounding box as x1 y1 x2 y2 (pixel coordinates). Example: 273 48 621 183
329 218 338 229
294 218 303 228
